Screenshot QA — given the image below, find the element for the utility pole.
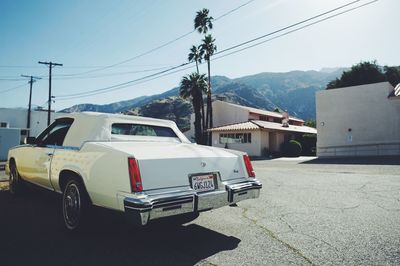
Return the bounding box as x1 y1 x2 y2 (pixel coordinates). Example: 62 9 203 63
38 61 63 126
21 75 41 136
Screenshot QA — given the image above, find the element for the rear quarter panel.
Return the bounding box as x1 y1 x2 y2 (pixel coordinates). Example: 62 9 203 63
51 143 131 210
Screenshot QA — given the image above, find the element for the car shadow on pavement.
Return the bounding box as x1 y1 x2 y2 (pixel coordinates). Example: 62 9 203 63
300 156 400 165
0 186 240 266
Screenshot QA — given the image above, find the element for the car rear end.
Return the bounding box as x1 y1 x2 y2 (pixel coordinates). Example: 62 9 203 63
107 141 262 226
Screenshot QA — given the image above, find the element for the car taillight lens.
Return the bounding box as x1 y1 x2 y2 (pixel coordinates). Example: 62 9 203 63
128 157 143 192
243 155 255 178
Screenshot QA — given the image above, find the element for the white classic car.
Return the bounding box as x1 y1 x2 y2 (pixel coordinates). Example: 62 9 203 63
6 112 262 230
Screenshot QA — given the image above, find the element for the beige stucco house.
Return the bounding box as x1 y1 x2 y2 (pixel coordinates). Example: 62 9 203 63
185 100 316 156
316 82 400 157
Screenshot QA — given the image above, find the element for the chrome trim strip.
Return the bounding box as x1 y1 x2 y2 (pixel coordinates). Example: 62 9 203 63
123 178 262 226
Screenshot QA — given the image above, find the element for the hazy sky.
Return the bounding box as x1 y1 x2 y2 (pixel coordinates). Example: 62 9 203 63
0 0 398 110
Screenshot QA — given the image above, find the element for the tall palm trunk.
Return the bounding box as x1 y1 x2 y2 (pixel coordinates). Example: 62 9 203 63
206 59 213 146
192 92 202 144
195 60 206 142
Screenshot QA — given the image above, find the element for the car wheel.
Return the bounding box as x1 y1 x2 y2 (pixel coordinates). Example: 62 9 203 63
9 162 23 195
62 178 90 231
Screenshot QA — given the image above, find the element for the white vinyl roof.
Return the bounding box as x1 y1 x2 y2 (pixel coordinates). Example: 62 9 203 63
57 112 190 147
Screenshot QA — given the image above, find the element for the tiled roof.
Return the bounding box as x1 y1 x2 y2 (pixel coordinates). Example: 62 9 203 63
208 121 260 131
252 120 317 134
209 120 317 134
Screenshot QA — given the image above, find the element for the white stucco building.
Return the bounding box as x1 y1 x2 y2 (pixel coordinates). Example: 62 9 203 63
185 100 316 156
0 108 62 137
0 108 64 160
316 82 400 157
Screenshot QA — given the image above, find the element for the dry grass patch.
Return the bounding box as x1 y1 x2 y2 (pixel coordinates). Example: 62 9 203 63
0 181 9 191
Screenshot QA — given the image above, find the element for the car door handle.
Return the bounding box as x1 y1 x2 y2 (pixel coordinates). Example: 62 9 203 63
46 152 53 157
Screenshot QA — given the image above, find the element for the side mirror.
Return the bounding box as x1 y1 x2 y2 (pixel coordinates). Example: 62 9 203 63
26 137 36 145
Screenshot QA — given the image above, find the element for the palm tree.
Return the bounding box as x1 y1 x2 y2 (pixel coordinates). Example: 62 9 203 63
200 34 217 145
188 45 206 130
194 8 213 34
179 73 208 144
188 45 204 74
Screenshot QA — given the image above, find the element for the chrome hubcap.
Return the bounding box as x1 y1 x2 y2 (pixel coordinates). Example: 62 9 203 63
63 183 81 227
9 167 16 193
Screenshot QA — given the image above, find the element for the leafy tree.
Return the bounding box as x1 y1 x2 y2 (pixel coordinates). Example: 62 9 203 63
325 61 400 90
179 73 208 144
194 8 213 34
384 66 400 87
304 120 316 128
200 34 217 145
326 61 386 89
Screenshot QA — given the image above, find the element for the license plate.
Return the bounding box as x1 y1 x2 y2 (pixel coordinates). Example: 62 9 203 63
191 174 215 193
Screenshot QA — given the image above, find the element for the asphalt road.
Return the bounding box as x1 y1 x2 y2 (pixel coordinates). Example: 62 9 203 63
0 157 399 265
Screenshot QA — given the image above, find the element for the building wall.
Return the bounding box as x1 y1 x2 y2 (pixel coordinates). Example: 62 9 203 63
0 128 21 161
212 100 249 127
184 101 250 141
316 82 400 157
0 108 63 137
212 130 262 156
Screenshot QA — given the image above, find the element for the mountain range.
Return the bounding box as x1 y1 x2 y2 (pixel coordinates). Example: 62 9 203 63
61 68 345 129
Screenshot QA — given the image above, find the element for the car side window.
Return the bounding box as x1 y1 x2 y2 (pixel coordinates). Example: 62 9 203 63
36 118 74 147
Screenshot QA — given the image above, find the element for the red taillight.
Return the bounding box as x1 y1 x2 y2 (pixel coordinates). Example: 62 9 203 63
243 155 255 178
128 157 143 192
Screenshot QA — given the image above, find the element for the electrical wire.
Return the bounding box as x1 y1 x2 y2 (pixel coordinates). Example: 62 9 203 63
56 0 259 77
55 62 192 99
0 83 27 94
0 78 26 81
214 0 362 56
213 0 378 61
55 0 373 100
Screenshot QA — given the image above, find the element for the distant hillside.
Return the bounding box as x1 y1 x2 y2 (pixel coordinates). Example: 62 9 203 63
128 97 193 131
61 68 345 123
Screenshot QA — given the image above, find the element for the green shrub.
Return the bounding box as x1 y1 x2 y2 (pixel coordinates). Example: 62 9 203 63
281 140 302 157
298 134 316 156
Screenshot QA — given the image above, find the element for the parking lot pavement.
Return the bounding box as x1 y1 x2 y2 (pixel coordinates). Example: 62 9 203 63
0 157 399 265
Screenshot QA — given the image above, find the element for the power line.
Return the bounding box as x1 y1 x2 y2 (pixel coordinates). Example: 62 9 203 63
214 0 256 20
55 64 196 101
0 78 26 81
0 83 27 94
214 0 363 56
56 62 192 99
57 0 259 77
51 66 172 79
55 0 372 100
0 64 173 69
213 0 379 61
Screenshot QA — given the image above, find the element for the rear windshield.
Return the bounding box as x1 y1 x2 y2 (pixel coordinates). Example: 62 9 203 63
111 123 178 138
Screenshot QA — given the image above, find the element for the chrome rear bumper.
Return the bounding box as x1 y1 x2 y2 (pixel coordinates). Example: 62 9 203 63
123 179 262 226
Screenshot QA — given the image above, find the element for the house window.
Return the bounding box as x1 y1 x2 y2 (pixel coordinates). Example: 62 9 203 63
219 133 252 144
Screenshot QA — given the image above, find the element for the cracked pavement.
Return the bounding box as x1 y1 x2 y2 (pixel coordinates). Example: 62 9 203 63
0 157 399 265
193 157 400 265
